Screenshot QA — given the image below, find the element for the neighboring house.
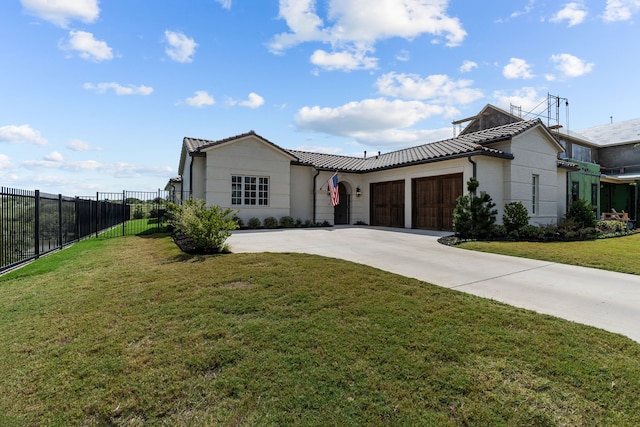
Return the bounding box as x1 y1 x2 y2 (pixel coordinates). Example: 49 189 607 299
572 118 640 224
171 104 576 231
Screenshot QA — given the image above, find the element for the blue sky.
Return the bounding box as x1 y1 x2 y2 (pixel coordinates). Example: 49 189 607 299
1 0 639 195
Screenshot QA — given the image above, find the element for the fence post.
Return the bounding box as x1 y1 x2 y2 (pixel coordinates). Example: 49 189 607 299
58 194 63 248
122 190 126 236
157 189 161 232
34 190 40 259
95 192 99 238
75 197 80 242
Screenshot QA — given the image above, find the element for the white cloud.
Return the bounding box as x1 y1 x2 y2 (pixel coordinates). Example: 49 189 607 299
603 0 640 22
550 2 588 26
67 139 101 151
0 124 48 146
509 0 536 19
503 58 534 79
228 92 265 109
20 0 99 27
61 30 113 62
493 87 543 113
310 49 378 71
460 60 478 73
551 53 594 77
216 0 232 9
44 151 64 162
185 91 215 107
21 156 172 178
294 98 459 147
375 72 483 104
83 82 154 96
164 30 198 63
0 154 13 169
396 49 410 62
269 0 466 71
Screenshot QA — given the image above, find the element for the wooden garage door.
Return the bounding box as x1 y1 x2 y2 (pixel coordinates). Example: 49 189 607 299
412 173 463 231
370 180 405 228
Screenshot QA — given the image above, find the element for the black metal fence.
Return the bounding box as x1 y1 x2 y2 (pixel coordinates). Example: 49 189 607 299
1 187 189 273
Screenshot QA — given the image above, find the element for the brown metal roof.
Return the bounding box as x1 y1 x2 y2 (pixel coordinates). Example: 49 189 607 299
287 119 543 172
183 119 546 173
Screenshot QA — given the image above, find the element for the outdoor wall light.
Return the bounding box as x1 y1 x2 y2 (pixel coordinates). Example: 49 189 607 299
356 187 361 197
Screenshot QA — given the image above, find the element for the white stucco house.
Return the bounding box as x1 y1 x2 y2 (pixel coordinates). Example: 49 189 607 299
170 105 578 231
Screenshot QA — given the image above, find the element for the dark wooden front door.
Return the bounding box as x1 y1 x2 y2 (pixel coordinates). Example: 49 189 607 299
334 183 350 224
370 180 405 227
412 173 463 231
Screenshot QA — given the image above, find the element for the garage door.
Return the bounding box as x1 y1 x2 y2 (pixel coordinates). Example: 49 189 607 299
412 173 463 231
370 180 405 227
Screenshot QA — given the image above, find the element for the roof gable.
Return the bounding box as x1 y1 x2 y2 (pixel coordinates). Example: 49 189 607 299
457 104 524 135
183 131 295 159
289 119 546 172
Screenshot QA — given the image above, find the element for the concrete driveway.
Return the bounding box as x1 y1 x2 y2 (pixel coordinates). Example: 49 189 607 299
228 226 640 343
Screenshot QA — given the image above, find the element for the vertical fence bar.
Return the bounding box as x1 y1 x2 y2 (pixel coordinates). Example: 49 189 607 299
58 194 63 249
95 192 99 238
122 190 126 236
34 190 40 259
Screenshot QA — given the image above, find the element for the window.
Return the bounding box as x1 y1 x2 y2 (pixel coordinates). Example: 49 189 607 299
572 144 592 162
231 175 269 206
532 174 539 215
591 183 598 207
571 181 580 203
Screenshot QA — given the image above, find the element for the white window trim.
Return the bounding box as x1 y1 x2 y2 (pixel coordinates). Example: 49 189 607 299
231 175 270 207
532 174 539 215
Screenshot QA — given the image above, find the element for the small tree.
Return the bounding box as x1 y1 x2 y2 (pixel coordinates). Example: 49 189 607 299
566 199 597 229
453 178 497 239
502 201 530 233
169 200 238 253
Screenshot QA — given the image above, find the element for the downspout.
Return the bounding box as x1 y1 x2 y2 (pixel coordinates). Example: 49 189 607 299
468 155 477 179
189 155 193 196
312 168 320 223
468 156 477 195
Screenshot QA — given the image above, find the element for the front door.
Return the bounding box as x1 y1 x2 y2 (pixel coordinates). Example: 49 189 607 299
334 183 350 224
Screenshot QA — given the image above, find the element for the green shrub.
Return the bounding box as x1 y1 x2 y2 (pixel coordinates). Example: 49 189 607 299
453 179 497 240
264 216 279 229
280 216 295 228
503 202 530 233
566 199 597 229
168 200 238 253
248 217 261 229
133 206 145 220
519 224 541 241
232 215 244 228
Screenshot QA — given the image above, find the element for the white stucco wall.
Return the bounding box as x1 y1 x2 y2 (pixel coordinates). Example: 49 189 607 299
290 165 314 222
504 128 563 225
189 156 206 201
201 136 293 223
313 159 482 227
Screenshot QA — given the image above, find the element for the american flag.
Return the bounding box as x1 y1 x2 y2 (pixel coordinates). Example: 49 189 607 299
328 173 339 207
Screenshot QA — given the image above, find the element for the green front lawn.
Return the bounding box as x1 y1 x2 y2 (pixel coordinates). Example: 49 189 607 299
1 235 639 425
457 233 640 275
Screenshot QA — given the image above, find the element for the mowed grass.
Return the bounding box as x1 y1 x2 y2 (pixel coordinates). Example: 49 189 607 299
1 235 639 425
457 232 640 275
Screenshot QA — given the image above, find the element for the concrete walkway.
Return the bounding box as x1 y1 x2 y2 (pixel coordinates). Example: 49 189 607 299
228 226 640 343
